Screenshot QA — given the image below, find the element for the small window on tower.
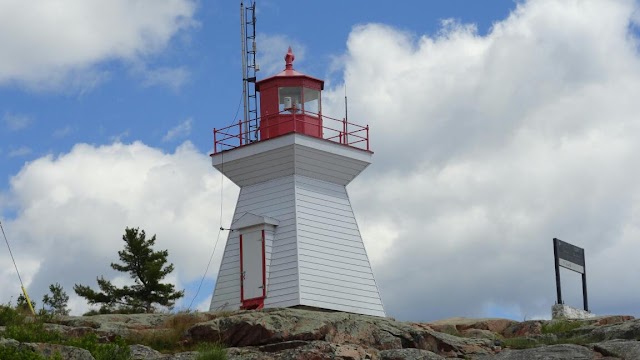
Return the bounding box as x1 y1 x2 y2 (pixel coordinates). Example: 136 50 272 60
303 88 320 116
279 87 302 113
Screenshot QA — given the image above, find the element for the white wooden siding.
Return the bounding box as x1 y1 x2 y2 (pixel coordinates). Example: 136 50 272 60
214 145 296 187
211 134 384 317
211 133 371 187
264 228 274 290
209 226 240 311
210 175 299 311
294 175 386 317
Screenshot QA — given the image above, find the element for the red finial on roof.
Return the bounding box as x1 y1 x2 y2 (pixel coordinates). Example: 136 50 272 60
285 47 295 70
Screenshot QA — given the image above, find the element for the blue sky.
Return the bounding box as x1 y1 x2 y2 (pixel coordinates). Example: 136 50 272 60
3 0 640 321
0 1 515 189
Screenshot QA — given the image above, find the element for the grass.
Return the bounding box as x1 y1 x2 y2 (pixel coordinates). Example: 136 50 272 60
501 337 540 349
125 311 204 353
0 346 63 360
0 305 231 359
496 319 595 350
196 343 227 360
541 320 587 335
122 311 228 358
66 333 131 360
0 303 25 325
502 335 598 350
436 326 461 337
0 305 131 360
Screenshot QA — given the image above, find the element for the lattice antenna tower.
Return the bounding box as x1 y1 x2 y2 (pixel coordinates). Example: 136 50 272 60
240 1 259 143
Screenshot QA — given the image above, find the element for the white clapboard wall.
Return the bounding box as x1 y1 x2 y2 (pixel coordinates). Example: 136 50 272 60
209 176 298 311
209 133 385 317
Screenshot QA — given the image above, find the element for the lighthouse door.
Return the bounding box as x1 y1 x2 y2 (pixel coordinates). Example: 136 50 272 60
239 229 265 308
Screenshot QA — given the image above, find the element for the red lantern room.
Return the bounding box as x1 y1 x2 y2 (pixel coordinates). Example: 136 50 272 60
256 47 324 140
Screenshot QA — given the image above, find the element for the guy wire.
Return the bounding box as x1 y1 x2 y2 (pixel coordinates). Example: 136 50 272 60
1 220 36 315
188 150 225 310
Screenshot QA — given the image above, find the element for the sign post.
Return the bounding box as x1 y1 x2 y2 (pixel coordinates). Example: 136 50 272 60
553 238 588 311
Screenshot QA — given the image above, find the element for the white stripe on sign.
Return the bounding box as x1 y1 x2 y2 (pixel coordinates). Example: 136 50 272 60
559 258 585 274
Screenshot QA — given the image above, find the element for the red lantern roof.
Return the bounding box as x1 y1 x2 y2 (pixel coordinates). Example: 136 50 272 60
256 47 324 91
212 47 369 155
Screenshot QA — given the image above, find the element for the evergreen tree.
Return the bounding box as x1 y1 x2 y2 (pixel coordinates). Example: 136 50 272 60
15 294 35 313
42 283 70 315
74 227 184 313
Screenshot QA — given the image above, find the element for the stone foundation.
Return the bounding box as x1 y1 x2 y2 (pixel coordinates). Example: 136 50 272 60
552 304 595 320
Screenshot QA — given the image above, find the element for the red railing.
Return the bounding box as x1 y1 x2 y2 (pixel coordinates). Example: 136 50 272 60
212 110 370 154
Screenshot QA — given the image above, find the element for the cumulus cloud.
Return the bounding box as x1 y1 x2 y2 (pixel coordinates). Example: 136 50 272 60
323 0 640 321
3 112 32 131
3 0 640 322
7 146 32 158
0 142 237 314
163 118 193 142
0 0 197 90
109 130 130 143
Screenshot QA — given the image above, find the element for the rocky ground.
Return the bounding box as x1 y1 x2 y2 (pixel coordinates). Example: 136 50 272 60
2 307 640 359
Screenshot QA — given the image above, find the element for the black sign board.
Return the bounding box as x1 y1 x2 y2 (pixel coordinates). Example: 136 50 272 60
556 238 585 274
553 238 589 312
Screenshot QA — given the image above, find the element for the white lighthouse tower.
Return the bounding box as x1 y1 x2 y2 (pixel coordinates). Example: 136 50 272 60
209 48 385 317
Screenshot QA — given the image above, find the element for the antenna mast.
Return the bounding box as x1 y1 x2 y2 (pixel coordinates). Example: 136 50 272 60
344 83 348 122
240 1 258 144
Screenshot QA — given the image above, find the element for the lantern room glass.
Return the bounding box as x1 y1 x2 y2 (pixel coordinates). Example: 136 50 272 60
303 88 320 116
279 87 302 113
278 87 321 116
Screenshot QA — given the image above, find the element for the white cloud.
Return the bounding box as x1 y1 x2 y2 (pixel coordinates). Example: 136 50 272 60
0 141 237 314
3 112 32 131
322 0 640 321
109 130 130 143
256 33 306 75
194 295 212 312
3 0 640 322
127 59 191 91
52 126 73 139
163 118 193 142
0 0 197 91
7 146 32 158
139 66 190 91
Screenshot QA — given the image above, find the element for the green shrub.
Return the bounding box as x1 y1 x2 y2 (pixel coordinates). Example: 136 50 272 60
66 333 131 360
541 320 586 334
196 343 227 360
0 346 47 360
502 333 596 350
124 311 204 353
3 317 130 360
126 330 183 353
16 294 36 314
436 326 460 337
5 321 64 343
83 306 147 316
42 283 70 316
0 304 24 326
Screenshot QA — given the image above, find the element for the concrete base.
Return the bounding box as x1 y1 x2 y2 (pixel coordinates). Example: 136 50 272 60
552 304 595 320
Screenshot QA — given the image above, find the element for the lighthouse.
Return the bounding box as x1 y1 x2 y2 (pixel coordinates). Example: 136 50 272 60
209 48 385 317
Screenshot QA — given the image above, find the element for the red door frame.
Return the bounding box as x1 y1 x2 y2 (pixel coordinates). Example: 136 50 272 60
239 229 266 309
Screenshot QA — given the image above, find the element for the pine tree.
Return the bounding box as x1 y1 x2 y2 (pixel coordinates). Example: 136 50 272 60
74 227 184 313
15 294 35 313
42 283 70 315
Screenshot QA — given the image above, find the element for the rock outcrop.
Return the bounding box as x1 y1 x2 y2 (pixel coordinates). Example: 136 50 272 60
1 308 639 359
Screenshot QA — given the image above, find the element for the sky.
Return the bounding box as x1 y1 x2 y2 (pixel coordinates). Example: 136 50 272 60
1 0 640 321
